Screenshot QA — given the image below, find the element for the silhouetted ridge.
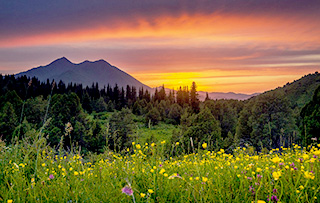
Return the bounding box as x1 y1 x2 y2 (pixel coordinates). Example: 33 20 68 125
15 57 150 90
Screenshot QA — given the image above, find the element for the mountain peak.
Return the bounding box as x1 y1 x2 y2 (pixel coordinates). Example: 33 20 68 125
50 57 72 65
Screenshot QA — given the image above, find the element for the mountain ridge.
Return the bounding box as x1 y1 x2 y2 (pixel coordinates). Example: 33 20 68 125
16 57 150 90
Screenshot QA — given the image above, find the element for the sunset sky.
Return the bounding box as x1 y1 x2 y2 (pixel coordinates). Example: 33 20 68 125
1 0 320 93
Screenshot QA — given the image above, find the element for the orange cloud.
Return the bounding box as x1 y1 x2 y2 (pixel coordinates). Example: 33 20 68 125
1 12 320 49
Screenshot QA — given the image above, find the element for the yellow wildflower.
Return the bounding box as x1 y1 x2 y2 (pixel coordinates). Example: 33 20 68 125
148 189 154 194
202 177 208 182
159 169 165 174
272 171 281 180
140 193 146 198
202 143 207 149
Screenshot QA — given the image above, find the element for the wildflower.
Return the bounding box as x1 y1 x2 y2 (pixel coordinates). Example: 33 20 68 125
161 140 166 144
202 177 208 182
271 156 281 164
271 195 278 202
302 154 309 160
151 143 155 147
272 171 281 180
256 168 262 173
7 200 13 203
159 169 165 174
176 142 179 146
49 174 54 179
140 193 146 198
202 143 207 149
74 171 79 176
136 144 141 149
273 188 277 194
148 189 154 194
251 201 266 203
122 186 133 196
42 163 46 167
304 171 315 179
132 142 135 145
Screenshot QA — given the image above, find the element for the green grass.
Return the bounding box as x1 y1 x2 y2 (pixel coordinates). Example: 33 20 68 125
1 135 320 203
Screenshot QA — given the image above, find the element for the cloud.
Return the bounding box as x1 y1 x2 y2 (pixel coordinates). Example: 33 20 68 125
1 0 320 47
1 0 320 93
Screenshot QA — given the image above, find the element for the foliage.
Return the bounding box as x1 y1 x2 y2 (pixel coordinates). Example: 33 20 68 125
301 85 320 145
108 108 135 151
182 107 221 151
237 91 297 150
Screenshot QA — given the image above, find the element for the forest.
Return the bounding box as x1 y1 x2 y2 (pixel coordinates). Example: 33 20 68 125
0 72 319 155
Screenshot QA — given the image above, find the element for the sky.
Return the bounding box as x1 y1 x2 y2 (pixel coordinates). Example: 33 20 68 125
1 0 320 94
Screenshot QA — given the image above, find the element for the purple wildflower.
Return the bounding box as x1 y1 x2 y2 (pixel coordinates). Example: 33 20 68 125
249 186 254 192
159 164 163 167
290 162 295 167
49 174 54 179
271 195 278 202
122 186 133 196
273 188 277 194
257 174 262 179
247 177 252 181
293 167 298 170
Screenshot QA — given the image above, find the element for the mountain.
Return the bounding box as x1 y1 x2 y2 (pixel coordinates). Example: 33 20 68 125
15 57 150 90
198 91 259 101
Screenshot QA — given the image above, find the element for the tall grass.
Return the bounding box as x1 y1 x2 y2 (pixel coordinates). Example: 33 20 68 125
1 137 319 202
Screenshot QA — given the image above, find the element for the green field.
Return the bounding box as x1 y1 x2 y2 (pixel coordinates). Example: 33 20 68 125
1 135 319 202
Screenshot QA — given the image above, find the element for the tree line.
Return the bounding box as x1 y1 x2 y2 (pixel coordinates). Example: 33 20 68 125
0 74 319 154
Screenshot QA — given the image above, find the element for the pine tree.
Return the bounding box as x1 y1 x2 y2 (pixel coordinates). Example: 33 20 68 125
190 82 200 113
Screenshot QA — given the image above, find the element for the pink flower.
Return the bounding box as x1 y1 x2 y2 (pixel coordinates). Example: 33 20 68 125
122 186 133 196
49 174 54 179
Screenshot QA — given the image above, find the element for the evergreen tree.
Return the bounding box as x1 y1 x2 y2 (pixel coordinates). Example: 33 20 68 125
300 85 320 145
190 82 200 113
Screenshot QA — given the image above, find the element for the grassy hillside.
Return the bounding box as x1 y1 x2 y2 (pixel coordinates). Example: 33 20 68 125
262 72 320 108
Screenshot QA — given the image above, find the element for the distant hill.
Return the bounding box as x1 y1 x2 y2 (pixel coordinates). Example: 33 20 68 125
198 91 259 101
15 57 150 90
150 87 259 101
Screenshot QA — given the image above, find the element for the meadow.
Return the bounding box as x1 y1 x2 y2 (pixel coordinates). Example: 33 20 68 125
1 135 319 203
